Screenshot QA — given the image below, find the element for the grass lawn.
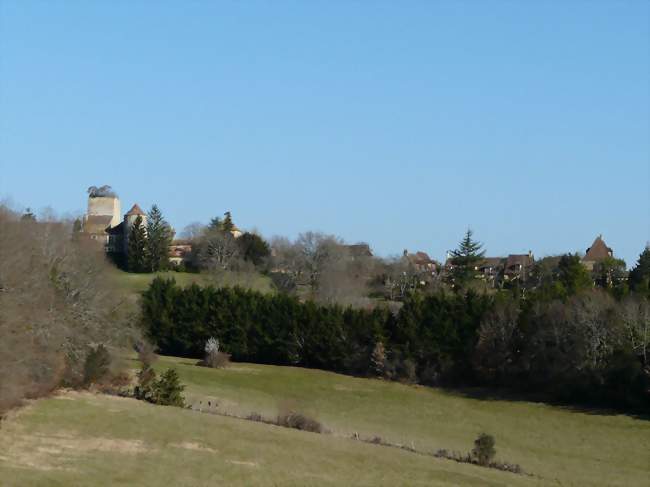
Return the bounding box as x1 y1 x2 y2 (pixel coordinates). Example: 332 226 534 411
109 268 273 295
2 357 647 486
0 392 537 487
148 355 650 487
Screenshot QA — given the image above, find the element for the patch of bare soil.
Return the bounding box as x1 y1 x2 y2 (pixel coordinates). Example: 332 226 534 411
170 442 218 454
0 409 153 473
226 459 259 467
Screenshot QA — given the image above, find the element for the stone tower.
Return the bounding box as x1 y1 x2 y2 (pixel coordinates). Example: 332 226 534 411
86 195 121 228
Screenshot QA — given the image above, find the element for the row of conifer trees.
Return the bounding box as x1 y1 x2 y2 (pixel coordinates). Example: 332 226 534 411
142 275 650 411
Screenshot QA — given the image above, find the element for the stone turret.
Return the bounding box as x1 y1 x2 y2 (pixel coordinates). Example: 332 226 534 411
123 204 147 253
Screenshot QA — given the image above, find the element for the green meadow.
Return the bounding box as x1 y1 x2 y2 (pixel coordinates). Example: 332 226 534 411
1 355 647 486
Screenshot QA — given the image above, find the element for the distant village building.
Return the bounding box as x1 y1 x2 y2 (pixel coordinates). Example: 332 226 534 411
169 240 193 266
582 235 613 271
504 253 534 281
403 250 438 274
80 187 192 265
444 251 534 287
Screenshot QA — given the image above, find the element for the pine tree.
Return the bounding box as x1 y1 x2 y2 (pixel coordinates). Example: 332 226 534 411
128 215 148 273
208 216 222 231
448 228 485 288
146 204 173 272
629 245 650 295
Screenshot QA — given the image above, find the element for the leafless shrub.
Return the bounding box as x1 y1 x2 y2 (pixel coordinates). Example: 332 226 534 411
198 337 231 368
276 403 323 433
82 344 112 387
276 411 322 433
200 351 231 369
246 412 264 422
135 340 158 368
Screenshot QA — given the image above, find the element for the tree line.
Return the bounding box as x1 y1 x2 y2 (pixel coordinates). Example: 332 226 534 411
141 242 650 410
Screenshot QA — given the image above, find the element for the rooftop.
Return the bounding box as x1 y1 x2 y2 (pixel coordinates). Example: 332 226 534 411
125 204 146 217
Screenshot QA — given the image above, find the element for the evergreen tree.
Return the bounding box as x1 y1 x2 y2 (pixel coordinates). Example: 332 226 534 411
222 211 234 232
238 232 271 266
448 229 485 288
127 215 148 273
208 216 222 231
629 245 650 295
207 212 235 233
151 368 185 407
557 253 592 295
146 204 173 272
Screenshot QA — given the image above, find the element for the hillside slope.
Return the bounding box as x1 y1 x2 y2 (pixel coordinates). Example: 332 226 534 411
152 355 650 486
0 392 535 487
1 357 647 486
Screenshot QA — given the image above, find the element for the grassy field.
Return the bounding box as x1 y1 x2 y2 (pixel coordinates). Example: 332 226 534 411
149 356 650 487
1 358 648 486
0 392 537 487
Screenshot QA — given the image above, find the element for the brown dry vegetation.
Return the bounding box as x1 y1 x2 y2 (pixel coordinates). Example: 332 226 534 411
0 205 138 413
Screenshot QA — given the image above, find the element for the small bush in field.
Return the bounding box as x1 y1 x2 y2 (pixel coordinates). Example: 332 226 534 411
205 337 219 355
151 368 185 407
277 410 322 433
200 337 231 368
134 367 185 407
82 344 111 386
134 363 156 401
472 433 496 466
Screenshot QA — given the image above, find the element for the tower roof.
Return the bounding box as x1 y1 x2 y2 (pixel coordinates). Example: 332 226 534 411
584 235 613 262
125 204 146 217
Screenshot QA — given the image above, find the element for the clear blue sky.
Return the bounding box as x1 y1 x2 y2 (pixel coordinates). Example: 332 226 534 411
1 1 648 266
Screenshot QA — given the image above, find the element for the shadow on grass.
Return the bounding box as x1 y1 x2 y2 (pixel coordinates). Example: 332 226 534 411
440 385 650 421
129 352 650 422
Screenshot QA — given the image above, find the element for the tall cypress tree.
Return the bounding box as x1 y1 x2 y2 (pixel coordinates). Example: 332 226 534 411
146 204 173 272
448 228 485 289
128 215 148 273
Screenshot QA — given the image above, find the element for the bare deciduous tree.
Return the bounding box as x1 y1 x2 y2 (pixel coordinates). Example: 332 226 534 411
620 296 650 366
194 227 240 271
0 204 137 412
474 299 521 384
